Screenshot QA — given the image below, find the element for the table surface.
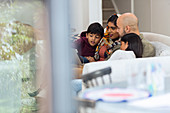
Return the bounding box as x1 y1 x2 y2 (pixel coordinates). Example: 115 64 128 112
80 77 170 113
72 64 84 79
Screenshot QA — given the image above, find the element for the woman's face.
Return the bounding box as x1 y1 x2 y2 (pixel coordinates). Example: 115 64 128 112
107 22 119 40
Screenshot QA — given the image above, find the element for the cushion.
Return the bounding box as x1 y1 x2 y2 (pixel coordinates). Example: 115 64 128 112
150 41 170 56
160 50 170 56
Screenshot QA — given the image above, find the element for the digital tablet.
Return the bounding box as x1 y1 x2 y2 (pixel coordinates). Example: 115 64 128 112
72 49 83 65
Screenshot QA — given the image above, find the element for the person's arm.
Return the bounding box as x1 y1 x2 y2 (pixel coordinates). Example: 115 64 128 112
99 46 107 58
85 56 95 62
140 34 155 57
80 56 95 63
141 38 155 57
104 44 121 60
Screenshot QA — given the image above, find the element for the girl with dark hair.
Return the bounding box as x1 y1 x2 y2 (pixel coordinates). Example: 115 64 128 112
108 33 143 60
94 14 121 61
121 33 143 58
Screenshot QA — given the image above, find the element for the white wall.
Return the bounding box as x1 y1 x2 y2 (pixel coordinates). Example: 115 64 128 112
70 0 102 34
89 0 102 25
114 0 131 14
134 0 151 32
70 0 87 34
115 0 170 36
151 0 170 36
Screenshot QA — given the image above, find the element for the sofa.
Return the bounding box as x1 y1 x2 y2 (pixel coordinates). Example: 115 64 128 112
82 32 170 91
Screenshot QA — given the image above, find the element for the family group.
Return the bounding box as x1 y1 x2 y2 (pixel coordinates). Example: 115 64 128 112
73 13 155 63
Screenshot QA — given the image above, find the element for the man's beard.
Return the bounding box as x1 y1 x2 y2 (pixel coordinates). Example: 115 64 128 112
123 29 126 36
120 29 127 38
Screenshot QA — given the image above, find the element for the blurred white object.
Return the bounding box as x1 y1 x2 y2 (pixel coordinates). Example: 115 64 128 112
0 60 21 113
128 62 165 94
129 93 170 108
146 63 165 92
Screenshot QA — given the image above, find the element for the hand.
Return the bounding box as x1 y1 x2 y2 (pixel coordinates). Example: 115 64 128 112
85 56 95 62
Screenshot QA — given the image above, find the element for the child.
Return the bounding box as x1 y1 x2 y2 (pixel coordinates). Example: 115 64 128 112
74 22 104 63
108 33 143 60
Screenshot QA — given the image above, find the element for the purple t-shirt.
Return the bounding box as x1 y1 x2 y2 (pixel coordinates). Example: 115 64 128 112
74 31 97 57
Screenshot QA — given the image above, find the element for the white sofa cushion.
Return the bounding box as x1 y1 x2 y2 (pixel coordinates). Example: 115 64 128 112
150 41 170 56
142 32 170 46
82 56 170 91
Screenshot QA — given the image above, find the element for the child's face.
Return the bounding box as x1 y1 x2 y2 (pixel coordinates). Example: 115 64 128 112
120 41 128 50
86 33 101 46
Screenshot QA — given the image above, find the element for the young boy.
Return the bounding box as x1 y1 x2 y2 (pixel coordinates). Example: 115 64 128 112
74 22 104 63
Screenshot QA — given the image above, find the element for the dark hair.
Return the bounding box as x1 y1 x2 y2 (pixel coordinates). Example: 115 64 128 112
107 14 118 27
87 22 104 38
121 33 143 58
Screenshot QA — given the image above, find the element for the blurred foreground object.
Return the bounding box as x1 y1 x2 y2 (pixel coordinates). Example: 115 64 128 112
0 21 36 60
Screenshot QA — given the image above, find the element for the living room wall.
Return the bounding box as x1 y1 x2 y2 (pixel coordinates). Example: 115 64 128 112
70 0 102 34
